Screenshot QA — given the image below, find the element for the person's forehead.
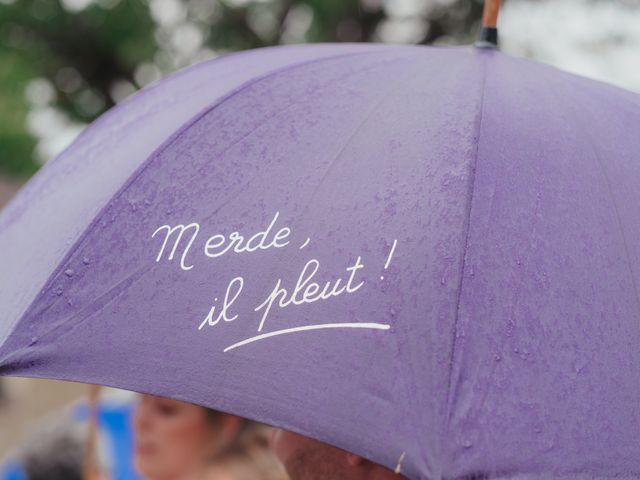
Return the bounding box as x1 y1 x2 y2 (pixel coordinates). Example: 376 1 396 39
141 393 192 408
281 430 340 452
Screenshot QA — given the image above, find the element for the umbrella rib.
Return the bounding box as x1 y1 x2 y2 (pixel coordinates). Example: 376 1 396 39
196 51 419 227
27 264 154 348
242 58 423 326
0 264 154 370
288 60 421 224
443 52 490 441
561 85 640 319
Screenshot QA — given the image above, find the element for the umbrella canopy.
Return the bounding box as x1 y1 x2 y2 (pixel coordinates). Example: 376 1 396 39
1 43 639 479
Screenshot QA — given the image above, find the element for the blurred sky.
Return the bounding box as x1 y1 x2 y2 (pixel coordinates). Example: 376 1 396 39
501 0 640 92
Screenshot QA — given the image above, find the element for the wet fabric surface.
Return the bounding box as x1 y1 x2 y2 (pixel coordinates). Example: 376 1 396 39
1 44 639 479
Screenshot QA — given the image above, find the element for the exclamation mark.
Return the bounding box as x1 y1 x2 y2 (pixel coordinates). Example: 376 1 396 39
380 239 397 280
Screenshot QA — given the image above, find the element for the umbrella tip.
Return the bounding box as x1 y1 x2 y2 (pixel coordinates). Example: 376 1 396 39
475 0 500 49
394 451 406 475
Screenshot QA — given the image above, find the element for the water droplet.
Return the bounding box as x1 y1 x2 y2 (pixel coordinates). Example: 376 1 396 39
462 439 473 448
440 276 446 285
506 319 515 337
494 353 502 362
29 337 38 346
82 257 91 265
573 358 588 373
55 286 63 296
144 199 152 206
64 268 75 278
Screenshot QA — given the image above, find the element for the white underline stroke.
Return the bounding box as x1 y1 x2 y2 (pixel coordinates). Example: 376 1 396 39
223 322 391 352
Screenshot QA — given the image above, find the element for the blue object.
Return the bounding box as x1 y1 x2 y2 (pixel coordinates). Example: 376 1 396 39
0 460 26 480
74 399 140 480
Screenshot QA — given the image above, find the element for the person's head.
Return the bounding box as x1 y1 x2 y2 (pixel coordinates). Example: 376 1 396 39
19 415 87 480
132 393 242 480
271 429 404 480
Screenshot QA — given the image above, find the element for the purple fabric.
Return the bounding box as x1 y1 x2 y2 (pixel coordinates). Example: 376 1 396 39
1 44 639 479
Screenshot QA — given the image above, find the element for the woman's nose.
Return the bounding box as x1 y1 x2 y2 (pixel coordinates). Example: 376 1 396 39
133 404 152 432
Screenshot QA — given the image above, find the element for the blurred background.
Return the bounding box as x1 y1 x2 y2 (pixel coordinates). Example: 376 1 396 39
1 0 639 183
0 0 639 477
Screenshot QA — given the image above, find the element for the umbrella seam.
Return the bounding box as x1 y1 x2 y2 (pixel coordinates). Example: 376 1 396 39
195 51 422 227
275 60 432 474
560 81 640 332
441 50 491 472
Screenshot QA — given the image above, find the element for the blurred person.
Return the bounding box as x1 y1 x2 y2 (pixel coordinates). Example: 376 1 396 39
271 429 403 480
132 394 287 480
12 413 108 480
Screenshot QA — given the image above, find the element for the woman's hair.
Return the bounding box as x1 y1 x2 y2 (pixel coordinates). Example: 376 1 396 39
202 408 288 480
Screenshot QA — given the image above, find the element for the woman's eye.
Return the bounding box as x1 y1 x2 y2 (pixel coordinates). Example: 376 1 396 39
157 403 178 416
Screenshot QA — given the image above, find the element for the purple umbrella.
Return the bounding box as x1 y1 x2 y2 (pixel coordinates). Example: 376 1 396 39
1 38 639 480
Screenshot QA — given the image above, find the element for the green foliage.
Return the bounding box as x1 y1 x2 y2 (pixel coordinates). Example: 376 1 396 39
0 44 39 177
0 0 156 177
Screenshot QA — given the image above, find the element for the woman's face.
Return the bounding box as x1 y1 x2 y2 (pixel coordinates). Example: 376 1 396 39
132 394 218 480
